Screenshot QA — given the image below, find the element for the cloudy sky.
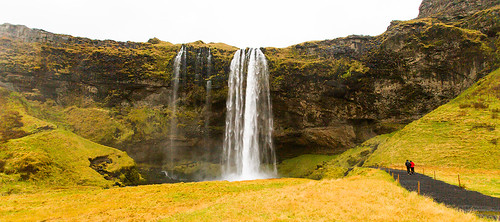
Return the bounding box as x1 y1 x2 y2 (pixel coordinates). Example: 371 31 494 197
0 0 422 48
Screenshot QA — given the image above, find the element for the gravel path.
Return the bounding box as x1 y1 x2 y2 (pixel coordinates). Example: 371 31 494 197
384 168 500 217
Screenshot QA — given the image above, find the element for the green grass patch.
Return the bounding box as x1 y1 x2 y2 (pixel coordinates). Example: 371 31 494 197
63 106 134 146
307 133 394 180
278 154 337 178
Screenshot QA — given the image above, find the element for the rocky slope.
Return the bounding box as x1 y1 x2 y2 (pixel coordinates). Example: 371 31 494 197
0 0 498 182
418 0 500 19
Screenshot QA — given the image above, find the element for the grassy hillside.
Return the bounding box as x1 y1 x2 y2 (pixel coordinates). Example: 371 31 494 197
364 68 500 169
0 168 485 221
363 68 500 196
0 87 142 194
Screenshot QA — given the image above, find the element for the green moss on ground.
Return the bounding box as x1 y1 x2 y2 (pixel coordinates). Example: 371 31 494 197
63 107 134 147
277 133 394 180
278 154 337 178
307 133 394 180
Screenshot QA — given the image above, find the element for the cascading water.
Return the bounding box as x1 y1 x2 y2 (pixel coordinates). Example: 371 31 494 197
203 50 213 155
222 48 277 181
203 80 212 152
167 45 186 178
207 49 212 78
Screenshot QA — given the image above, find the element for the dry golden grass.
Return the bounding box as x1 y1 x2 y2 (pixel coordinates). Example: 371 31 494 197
0 169 485 221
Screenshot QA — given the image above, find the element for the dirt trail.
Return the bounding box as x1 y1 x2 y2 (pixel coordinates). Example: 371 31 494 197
385 168 499 216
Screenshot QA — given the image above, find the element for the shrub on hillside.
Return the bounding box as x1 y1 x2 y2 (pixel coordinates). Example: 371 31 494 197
472 101 489 109
0 159 5 172
0 111 27 142
10 152 52 180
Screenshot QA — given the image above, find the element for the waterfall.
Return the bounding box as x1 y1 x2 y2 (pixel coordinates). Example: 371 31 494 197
207 49 212 78
222 48 277 181
168 45 186 177
195 51 202 83
203 49 213 155
204 80 212 153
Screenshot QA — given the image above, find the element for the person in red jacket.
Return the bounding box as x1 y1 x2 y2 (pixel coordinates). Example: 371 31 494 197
410 161 415 175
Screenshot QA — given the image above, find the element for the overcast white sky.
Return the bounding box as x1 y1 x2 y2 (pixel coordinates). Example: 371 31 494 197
0 0 422 48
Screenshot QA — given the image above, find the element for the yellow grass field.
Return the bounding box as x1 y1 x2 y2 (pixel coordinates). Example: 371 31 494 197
0 169 485 221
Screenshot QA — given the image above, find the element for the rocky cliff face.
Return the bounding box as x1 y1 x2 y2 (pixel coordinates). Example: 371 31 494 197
0 23 68 43
418 0 499 19
0 0 498 182
265 6 498 157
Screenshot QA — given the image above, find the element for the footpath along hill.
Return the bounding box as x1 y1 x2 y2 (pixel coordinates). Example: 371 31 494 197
386 168 500 216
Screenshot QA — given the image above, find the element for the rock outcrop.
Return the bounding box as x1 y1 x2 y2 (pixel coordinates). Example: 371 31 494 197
418 0 499 19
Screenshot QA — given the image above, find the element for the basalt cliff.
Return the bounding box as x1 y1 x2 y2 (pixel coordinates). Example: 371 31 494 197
1 0 499 182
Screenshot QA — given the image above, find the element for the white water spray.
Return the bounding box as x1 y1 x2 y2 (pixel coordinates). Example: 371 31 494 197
222 48 277 181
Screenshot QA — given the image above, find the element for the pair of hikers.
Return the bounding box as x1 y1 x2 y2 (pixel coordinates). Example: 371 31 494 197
405 160 415 175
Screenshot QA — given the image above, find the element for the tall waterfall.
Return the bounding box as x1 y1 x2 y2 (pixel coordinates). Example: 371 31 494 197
222 48 277 181
168 45 186 177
